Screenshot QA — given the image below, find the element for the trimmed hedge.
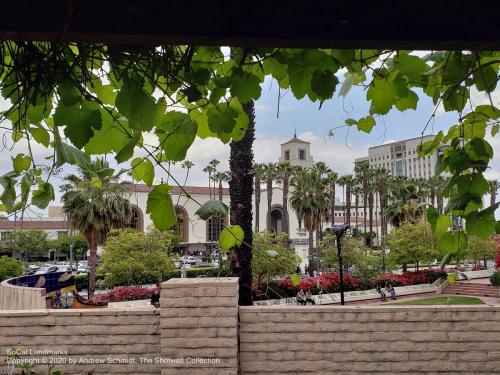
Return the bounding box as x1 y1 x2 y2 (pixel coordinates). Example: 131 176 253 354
75 266 230 290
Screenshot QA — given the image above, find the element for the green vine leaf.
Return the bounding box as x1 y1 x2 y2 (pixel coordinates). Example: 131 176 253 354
146 184 176 231
219 225 244 251
156 111 197 161
195 199 229 220
131 157 155 187
12 154 31 172
32 182 55 209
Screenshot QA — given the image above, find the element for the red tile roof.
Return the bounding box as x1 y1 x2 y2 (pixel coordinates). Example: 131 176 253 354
0 221 69 230
280 136 310 146
130 184 230 195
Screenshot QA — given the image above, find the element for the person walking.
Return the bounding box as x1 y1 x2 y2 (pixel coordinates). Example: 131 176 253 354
376 284 387 302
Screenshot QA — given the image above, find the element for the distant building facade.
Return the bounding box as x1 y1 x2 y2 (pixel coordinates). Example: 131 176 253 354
355 135 442 179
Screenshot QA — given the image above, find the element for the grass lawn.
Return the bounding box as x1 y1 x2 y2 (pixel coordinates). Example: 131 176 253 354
392 296 484 305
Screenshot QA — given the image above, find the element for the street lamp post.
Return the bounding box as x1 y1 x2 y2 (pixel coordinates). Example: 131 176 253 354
332 224 350 306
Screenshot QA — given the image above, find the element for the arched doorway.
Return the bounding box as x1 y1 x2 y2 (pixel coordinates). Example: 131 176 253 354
173 206 189 243
270 205 284 234
126 205 144 231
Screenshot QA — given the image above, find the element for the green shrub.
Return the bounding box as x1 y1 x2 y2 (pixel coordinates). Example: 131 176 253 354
99 230 177 288
447 272 458 285
491 271 500 288
0 256 24 281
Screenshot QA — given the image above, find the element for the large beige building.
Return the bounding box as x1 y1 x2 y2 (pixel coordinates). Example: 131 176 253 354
355 135 442 179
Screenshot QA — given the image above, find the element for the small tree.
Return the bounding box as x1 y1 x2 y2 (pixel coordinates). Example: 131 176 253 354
252 232 300 288
99 229 178 287
0 255 24 281
4 229 50 261
53 234 89 260
386 223 438 271
464 236 496 268
321 232 382 279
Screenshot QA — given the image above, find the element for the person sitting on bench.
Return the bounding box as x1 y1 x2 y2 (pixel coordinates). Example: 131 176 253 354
385 281 397 300
296 289 307 305
305 290 316 305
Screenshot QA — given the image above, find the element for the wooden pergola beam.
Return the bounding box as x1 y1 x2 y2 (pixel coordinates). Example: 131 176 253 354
0 1 499 49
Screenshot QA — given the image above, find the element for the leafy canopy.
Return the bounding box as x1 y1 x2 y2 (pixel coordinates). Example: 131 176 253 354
0 44 499 247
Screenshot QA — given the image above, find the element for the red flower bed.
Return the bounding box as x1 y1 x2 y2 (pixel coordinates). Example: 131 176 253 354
372 270 445 286
90 286 157 304
494 236 500 270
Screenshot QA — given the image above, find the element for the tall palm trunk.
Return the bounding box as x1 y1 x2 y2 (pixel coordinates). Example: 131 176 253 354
218 180 223 201
87 238 98 295
283 172 289 234
229 101 255 306
330 183 336 226
368 192 374 248
355 193 359 228
308 228 314 276
342 185 346 221
346 183 351 226
363 192 367 235
254 176 261 232
266 177 273 231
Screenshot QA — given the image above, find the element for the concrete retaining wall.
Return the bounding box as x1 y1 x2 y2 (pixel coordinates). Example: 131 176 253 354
239 305 500 374
1 277 500 374
0 308 161 374
0 279 47 310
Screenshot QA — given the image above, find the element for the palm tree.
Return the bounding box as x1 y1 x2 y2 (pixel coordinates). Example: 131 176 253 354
276 162 294 235
352 180 361 229
212 171 229 201
180 160 194 186
355 163 371 235
61 159 132 295
386 177 422 227
178 161 194 205
252 163 265 232
262 163 276 231
290 168 330 276
489 179 500 206
341 175 354 226
327 171 338 225
337 176 347 220
374 167 389 244
229 101 255 306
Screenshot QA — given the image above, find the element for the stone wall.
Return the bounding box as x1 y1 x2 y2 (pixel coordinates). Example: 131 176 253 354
0 308 161 374
239 305 500 374
1 277 500 375
160 277 239 375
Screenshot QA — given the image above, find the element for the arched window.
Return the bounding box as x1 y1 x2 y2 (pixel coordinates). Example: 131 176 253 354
173 206 189 243
126 205 144 231
207 216 227 242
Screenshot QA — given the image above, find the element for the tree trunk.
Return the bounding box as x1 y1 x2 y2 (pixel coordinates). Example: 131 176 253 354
308 229 314 276
229 101 255 306
363 193 367 236
283 173 289 235
346 184 351 226
355 193 359 229
368 192 374 248
254 177 261 232
266 178 273 231
218 181 223 201
87 241 98 296
330 183 336 226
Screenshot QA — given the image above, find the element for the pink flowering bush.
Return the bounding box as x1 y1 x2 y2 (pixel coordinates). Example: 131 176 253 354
90 286 157 304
